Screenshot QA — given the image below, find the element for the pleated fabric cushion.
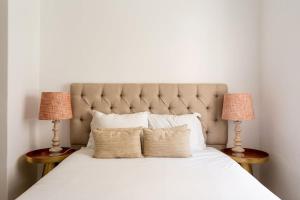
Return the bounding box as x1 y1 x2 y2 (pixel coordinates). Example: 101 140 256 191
143 125 192 158
92 128 143 158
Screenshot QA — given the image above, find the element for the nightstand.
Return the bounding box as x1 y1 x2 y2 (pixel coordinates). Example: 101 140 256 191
25 147 76 177
221 148 269 175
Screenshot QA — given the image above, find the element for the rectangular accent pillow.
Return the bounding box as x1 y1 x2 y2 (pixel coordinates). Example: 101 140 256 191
148 113 205 153
92 127 143 158
87 111 149 148
143 125 192 158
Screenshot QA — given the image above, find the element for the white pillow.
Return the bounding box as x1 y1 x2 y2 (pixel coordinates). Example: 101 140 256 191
87 111 149 148
148 113 206 152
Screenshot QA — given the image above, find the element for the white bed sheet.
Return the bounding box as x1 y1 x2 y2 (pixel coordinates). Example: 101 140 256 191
18 147 280 200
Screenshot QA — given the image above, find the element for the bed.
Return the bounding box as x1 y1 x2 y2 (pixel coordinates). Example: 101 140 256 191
18 83 280 200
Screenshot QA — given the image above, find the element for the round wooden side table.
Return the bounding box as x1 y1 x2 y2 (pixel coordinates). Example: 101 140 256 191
222 148 269 175
25 147 76 177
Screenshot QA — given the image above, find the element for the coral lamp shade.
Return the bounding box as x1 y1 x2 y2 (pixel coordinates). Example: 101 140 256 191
222 93 255 121
39 92 73 120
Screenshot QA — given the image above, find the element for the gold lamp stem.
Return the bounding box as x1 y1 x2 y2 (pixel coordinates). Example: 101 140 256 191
49 120 63 153
232 121 245 153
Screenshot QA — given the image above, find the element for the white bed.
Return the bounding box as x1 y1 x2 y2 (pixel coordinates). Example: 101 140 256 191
18 147 279 200
18 84 280 199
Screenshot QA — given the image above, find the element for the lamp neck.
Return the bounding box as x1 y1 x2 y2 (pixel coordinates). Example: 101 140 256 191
52 120 60 123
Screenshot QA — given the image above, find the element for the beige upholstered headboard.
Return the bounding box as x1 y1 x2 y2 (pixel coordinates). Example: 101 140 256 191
70 83 228 149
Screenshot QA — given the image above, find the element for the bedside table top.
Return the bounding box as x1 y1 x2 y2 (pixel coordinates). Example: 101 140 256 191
26 147 76 164
222 148 269 164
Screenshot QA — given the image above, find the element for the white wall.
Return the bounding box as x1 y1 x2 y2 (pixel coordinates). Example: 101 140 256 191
39 0 261 153
260 0 300 199
0 0 8 199
3 1 264 198
6 0 40 199
4 0 300 199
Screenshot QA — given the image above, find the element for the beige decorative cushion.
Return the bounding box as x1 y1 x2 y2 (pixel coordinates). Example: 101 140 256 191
92 127 143 158
143 125 192 158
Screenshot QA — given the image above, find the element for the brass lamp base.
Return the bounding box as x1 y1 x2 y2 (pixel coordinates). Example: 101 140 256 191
231 121 245 153
49 120 63 153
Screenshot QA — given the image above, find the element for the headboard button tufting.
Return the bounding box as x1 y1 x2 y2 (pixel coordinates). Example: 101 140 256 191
70 83 228 150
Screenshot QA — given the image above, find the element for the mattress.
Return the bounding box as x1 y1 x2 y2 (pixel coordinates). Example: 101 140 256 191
17 147 280 200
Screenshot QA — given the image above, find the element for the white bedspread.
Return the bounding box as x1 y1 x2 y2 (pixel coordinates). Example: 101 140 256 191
18 147 280 200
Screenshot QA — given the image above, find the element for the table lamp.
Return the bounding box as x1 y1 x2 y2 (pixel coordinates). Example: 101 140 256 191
222 93 254 153
39 92 72 153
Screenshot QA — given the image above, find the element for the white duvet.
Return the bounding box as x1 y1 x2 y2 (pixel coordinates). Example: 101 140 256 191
18 148 280 200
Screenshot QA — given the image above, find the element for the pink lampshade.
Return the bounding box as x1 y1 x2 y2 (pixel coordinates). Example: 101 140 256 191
222 93 255 121
39 92 73 120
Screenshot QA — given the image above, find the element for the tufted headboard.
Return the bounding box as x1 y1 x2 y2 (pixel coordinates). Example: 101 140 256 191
70 83 228 149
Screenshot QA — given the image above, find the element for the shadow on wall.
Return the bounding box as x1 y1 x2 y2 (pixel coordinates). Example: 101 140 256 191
11 156 37 199
9 95 39 199
260 153 290 200
24 95 39 149
61 83 73 146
